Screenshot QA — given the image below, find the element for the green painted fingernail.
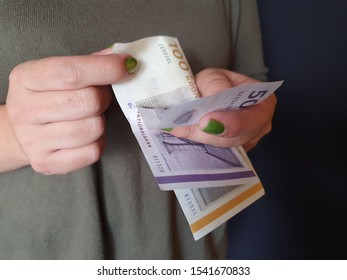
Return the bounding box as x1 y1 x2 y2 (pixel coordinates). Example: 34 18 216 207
161 128 173 132
125 57 138 74
203 119 225 135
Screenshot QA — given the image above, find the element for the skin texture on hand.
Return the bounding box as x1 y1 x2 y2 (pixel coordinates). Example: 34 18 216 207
165 69 277 151
5 49 137 175
0 105 29 171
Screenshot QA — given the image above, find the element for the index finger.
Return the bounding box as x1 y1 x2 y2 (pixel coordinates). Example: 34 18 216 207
10 54 135 91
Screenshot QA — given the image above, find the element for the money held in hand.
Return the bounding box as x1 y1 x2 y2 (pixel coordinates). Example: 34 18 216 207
111 36 282 240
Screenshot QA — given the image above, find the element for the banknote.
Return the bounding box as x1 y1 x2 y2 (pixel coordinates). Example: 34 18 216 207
138 81 283 129
128 108 257 190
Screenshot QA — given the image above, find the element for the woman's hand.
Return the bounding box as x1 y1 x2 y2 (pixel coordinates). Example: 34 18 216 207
5 49 137 174
165 68 277 151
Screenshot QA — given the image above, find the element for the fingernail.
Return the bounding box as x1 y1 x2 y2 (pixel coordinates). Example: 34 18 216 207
202 119 225 135
161 128 173 132
125 57 138 74
107 43 114 49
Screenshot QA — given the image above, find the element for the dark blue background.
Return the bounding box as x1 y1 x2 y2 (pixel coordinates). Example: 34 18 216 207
226 0 347 259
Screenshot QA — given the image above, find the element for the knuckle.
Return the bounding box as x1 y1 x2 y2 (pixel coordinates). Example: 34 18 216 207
257 122 272 139
269 93 277 107
87 142 103 164
196 68 218 80
80 88 105 115
264 123 272 135
64 116 105 143
179 125 199 140
8 61 32 86
8 65 22 85
78 87 112 116
72 143 103 172
55 58 83 87
89 115 105 138
30 157 52 175
52 88 103 116
196 68 229 95
224 122 243 139
244 140 258 152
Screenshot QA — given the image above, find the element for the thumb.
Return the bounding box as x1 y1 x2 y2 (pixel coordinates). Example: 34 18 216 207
195 68 259 97
195 68 234 97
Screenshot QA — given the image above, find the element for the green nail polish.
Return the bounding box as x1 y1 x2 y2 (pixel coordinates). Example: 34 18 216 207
125 57 138 74
161 128 173 132
107 43 114 49
203 119 224 135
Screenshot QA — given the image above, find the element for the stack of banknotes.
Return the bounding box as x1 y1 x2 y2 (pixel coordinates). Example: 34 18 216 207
112 36 282 240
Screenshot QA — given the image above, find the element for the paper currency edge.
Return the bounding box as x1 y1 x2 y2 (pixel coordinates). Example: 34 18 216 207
190 182 264 240
178 147 265 240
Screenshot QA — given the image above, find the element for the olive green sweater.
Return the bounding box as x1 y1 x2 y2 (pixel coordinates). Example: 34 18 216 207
0 0 267 259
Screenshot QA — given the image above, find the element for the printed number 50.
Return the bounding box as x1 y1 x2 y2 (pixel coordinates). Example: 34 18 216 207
239 90 268 108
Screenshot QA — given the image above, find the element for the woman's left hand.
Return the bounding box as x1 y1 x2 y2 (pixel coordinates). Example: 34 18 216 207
164 68 277 151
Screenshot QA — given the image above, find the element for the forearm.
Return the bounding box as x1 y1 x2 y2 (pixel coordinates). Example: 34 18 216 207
0 105 29 173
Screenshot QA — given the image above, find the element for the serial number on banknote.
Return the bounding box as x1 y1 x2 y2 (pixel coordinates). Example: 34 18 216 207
152 155 165 173
184 193 198 216
158 43 172 65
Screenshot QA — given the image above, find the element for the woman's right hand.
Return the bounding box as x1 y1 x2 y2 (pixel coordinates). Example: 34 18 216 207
5 50 137 175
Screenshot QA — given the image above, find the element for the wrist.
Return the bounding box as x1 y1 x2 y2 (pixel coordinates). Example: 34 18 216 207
0 105 29 173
